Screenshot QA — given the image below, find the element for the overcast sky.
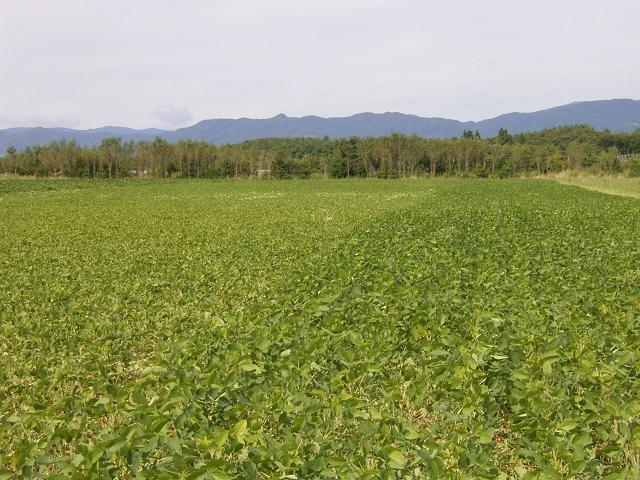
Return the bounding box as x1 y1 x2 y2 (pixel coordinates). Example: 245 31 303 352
1 0 638 129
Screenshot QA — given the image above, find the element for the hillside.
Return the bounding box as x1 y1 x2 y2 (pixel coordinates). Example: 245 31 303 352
1 99 639 151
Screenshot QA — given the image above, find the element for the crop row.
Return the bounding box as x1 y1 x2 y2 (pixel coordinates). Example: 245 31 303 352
1 179 639 478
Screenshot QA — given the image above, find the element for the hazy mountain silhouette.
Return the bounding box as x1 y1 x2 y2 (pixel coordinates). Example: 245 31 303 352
2 99 639 151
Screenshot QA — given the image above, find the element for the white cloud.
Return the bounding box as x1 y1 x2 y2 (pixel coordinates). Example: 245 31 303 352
151 106 193 128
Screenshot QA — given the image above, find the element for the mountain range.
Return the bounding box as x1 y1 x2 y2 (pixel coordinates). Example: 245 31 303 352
2 99 639 152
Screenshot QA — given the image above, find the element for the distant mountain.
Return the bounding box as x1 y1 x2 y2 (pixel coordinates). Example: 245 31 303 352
84 126 168 136
2 99 639 151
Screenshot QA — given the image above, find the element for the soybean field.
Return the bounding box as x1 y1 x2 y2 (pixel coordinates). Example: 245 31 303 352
1 179 639 479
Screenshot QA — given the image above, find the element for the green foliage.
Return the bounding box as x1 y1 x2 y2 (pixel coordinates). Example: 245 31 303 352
327 153 348 178
2 127 640 179
625 157 640 177
0 179 639 478
496 128 513 145
271 156 311 179
461 130 475 139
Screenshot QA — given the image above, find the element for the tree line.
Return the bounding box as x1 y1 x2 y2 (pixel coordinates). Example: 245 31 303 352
1 125 639 179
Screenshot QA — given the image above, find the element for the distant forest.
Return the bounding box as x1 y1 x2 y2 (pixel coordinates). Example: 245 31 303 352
1 125 640 179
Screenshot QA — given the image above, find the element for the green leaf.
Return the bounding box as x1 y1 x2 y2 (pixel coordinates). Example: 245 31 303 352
388 450 407 469
233 419 248 443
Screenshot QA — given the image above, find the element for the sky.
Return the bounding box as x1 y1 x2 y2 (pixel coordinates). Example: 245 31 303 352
1 0 638 129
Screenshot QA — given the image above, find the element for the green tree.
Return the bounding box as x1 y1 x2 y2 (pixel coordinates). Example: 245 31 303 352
99 137 123 179
327 152 347 178
6 146 17 175
496 128 512 145
150 137 172 177
271 156 293 179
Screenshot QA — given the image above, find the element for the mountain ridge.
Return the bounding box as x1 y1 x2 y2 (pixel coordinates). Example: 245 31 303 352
2 99 639 151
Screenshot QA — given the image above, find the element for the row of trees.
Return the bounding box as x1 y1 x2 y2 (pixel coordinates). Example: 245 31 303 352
1 125 639 179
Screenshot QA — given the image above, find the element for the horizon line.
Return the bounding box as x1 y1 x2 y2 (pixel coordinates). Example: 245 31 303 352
0 98 638 131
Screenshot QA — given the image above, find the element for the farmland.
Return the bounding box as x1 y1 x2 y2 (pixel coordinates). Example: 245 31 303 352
1 178 639 479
